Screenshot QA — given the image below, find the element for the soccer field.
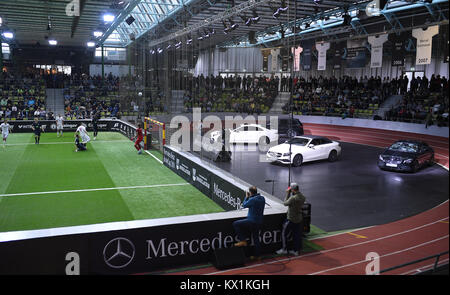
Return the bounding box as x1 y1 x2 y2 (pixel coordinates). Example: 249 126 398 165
0 132 224 233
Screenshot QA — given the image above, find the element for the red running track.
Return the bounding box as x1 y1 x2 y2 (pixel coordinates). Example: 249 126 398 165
168 201 449 275
166 123 449 275
302 123 449 169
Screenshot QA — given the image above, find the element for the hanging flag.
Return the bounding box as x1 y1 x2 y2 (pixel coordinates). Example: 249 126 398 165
300 40 314 71
444 25 449 63
316 41 330 71
368 33 388 68
390 32 409 67
412 25 439 65
333 42 345 70
280 47 289 71
271 48 280 72
261 48 271 72
291 46 303 72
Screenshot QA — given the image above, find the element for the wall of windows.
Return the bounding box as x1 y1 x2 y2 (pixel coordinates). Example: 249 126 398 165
1 43 10 60
95 47 126 61
33 64 72 75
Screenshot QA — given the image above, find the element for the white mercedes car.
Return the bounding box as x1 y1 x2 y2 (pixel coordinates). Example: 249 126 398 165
210 124 278 145
266 135 342 166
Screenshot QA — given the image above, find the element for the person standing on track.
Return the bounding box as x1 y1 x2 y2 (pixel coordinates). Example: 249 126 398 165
56 114 64 137
276 182 306 256
133 123 144 154
1 119 12 148
31 117 43 144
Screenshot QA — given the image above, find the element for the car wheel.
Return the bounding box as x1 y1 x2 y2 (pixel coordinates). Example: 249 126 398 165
328 150 338 162
258 136 270 145
292 154 303 167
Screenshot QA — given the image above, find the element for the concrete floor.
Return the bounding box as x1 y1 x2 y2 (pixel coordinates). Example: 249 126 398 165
192 142 449 231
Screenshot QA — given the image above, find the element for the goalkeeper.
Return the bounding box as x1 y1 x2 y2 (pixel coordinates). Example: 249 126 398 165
133 123 144 154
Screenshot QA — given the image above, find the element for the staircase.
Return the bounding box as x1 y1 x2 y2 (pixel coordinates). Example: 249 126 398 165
46 89 65 116
269 92 291 114
374 95 403 119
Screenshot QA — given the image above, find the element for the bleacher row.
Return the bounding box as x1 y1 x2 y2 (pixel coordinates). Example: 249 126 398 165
184 87 276 114
289 100 380 118
64 84 121 119
0 77 47 120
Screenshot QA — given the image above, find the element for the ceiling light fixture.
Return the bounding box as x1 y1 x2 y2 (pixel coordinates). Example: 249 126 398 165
103 13 115 23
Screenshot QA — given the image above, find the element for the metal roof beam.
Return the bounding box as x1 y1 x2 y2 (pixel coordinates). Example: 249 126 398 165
98 0 143 46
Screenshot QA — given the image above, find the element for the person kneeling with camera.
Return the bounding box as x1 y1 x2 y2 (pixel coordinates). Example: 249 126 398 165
233 186 265 259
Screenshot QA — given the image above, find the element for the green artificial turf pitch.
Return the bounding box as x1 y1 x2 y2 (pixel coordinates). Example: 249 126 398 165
0 132 225 232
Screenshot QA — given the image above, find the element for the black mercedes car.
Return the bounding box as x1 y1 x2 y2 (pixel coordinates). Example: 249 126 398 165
378 140 434 173
266 116 304 143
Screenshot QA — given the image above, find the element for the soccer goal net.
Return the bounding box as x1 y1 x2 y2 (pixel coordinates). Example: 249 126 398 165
144 117 165 151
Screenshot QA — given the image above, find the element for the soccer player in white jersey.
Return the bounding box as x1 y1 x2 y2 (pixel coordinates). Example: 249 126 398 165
56 114 64 137
75 123 90 146
1 119 12 148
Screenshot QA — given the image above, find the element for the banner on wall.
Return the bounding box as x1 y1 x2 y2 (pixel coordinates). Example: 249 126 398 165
412 25 439 65
291 46 303 72
316 41 330 71
261 49 271 72
390 32 409 67
300 40 314 71
271 48 280 72
368 34 388 68
332 42 345 70
346 38 369 69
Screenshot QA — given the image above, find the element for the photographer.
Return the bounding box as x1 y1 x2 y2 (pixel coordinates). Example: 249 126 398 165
233 186 265 259
276 183 306 256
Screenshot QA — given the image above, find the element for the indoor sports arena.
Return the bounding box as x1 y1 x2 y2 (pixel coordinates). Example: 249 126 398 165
0 0 448 279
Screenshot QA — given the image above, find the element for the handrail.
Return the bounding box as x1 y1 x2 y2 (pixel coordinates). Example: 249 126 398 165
380 251 449 274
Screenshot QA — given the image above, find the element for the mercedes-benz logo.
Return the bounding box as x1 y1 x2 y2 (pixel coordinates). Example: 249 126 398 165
103 237 135 269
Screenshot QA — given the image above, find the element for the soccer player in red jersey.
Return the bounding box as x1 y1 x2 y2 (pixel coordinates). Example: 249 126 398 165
134 123 144 154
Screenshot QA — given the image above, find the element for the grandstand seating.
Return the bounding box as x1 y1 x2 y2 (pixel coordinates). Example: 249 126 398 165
0 74 47 120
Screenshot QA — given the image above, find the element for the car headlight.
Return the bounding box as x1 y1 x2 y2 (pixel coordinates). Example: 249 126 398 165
379 155 384 161
403 158 414 164
283 152 291 157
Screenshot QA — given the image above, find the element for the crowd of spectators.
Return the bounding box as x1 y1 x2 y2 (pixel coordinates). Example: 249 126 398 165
385 74 449 127
1 68 449 128
282 75 397 118
0 71 50 120
183 74 279 114
63 73 122 119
